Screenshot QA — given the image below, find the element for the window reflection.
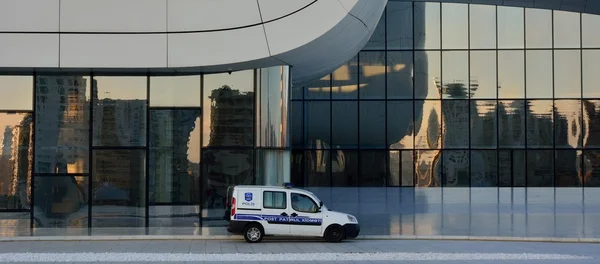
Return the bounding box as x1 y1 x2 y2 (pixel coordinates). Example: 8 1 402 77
149 110 201 204
471 150 497 187
332 149 357 187
149 205 199 228
583 100 600 148
582 50 600 98
202 71 254 147
332 56 358 99
414 100 442 149
290 101 303 148
388 150 414 187
414 2 440 50
441 3 468 49
303 74 330 100
0 113 32 210
415 150 441 187
387 101 414 149
33 176 87 228
583 14 600 48
498 6 524 49
149 76 200 107
0 76 32 111
553 11 580 49
36 75 90 174
387 51 413 99
359 51 386 99
525 8 552 48
442 100 469 149
305 150 331 187
470 5 496 49
555 150 582 187
332 101 357 149
442 51 468 99
527 100 554 148
526 50 553 99
364 10 386 50
498 51 524 98
583 150 600 187
359 101 385 149
499 150 526 187
442 150 469 187
527 150 553 187
304 101 330 149
415 51 441 99
387 2 413 50
555 100 582 149
471 101 497 149
359 151 386 187
498 100 525 148
470 51 497 99
554 50 581 98
93 76 146 147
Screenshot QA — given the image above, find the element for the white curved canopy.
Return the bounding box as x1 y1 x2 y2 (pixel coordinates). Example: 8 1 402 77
0 0 387 84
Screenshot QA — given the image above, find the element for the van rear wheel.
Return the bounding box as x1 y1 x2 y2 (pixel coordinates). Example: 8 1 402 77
324 225 345 243
244 223 264 243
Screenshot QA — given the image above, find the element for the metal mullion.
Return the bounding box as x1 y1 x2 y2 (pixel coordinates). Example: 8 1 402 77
91 146 147 150
384 4 389 188
199 73 204 230
88 72 94 232
148 106 202 111
33 173 90 177
495 4 501 190
30 72 36 232
0 209 30 213
145 74 150 231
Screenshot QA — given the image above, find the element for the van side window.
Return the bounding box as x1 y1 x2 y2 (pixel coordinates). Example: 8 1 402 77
291 193 318 213
263 191 286 209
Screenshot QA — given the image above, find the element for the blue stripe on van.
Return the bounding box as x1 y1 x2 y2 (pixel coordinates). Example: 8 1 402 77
234 214 322 226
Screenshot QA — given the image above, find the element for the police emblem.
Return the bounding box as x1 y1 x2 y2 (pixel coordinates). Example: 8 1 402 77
244 192 253 201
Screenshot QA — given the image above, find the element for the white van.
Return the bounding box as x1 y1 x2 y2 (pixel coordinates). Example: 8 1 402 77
225 184 359 243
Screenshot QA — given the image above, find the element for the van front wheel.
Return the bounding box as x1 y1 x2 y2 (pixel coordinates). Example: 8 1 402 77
324 225 345 243
244 223 264 243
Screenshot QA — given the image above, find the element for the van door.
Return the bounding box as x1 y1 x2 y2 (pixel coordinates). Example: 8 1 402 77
260 190 290 235
289 192 323 236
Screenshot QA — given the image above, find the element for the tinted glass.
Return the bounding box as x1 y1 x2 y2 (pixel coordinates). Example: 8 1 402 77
554 100 582 149
387 2 413 50
414 51 441 99
388 150 414 187
93 76 146 147
470 51 497 99
471 150 497 187
583 100 600 148
290 101 303 148
498 100 525 148
442 150 469 187
202 71 254 147
359 51 386 99
291 193 318 213
359 150 386 187
364 11 386 50
471 101 497 149
499 150 526 187
442 51 468 99
387 101 414 149
92 149 146 227
553 11 580 49
33 175 88 227
441 3 468 49
525 8 552 48
414 100 442 149
554 50 581 98
470 5 496 49
414 2 440 50
527 150 554 187
332 56 358 99
304 101 330 149
583 50 600 98
442 100 469 148
555 150 581 187
149 76 200 107
332 101 357 149
305 150 330 187
387 51 413 99
415 150 441 187
304 74 330 100
0 113 32 210
332 149 358 187
359 101 386 149
36 75 90 174
149 205 198 228
0 76 32 111
498 51 524 98
584 150 600 187
263 191 286 209
582 14 600 48
526 100 554 148
497 6 524 49
148 109 201 204
526 50 553 99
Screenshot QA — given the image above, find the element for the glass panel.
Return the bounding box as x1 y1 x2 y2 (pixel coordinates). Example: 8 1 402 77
359 151 386 187
305 150 331 187
470 51 497 99
332 149 358 187
388 150 414 187
290 101 303 148
441 3 468 49
498 100 526 148
387 2 413 50
332 101 357 149
582 14 600 48
0 212 29 236
359 51 386 99
526 50 553 99
149 205 199 228
415 150 441 187
290 193 318 213
36 75 90 174
555 100 582 149
32 176 88 228
414 100 442 149
442 51 468 99
0 76 32 111
498 6 524 49
149 75 200 107
499 149 526 187
359 101 385 149
149 109 201 204
304 101 330 149
583 50 600 98
584 100 600 148
414 2 440 50
332 55 358 100
414 51 441 99
527 100 554 148
442 150 469 187
525 8 552 48
442 100 469 148
471 150 497 187
92 149 146 227
93 76 146 147
498 51 524 98
471 101 497 148
556 150 582 187
387 101 414 149
364 11 386 50
584 150 600 187
290 150 303 186
202 71 254 147
291 80 303 100
527 150 554 187
0 113 32 210
554 50 581 98
303 74 330 100
387 51 413 99
470 4 496 49
401 151 414 187
553 10 580 49
263 191 286 209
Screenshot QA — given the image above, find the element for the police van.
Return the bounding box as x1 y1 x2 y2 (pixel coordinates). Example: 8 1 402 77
225 183 359 243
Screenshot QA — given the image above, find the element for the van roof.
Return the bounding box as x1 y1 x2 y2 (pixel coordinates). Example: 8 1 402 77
234 185 302 191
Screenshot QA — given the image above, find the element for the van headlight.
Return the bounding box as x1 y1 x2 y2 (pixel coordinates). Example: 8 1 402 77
347 215 357 223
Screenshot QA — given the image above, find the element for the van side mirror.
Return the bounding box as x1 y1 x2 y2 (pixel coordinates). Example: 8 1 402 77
319 201 323 208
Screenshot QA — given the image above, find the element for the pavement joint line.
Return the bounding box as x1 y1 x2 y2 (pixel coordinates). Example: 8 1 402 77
1 235 600 243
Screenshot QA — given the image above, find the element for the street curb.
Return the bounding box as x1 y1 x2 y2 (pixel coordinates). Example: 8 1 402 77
0 235 599 243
